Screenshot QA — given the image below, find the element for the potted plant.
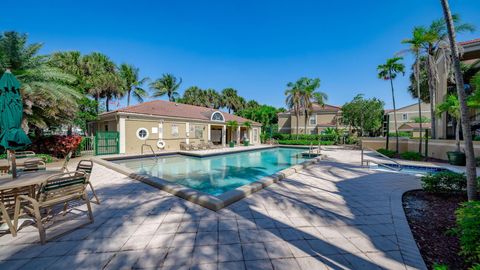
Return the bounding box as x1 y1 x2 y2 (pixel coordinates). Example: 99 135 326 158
226 120 238 148
243 121 251 146
437 94 466 165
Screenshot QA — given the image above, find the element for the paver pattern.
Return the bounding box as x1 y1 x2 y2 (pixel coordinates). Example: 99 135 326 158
0 149 426 269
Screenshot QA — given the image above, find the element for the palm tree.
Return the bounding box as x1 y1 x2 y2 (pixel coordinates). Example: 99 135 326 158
377 57 405 153
150 73 182 102
300 78 324 135
416 16 475 139
402 27 428 153
82 52 123 112
221 88 241 113
204 88 221 109
119 64 149 106
285 82 303 139
440 0 477 201
243 121 252 143
436 94 461 151
0 31 81 130
226 120 239 144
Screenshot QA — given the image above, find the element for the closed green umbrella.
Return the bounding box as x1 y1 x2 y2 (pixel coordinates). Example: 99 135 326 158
0 70 31 178
0 70 31 150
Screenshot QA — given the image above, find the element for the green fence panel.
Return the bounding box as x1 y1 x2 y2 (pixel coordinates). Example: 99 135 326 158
95 132 119 155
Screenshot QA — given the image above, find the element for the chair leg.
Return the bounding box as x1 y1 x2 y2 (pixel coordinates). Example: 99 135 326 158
62 202 68 216
84 193 94 223
88 182 100 205
1 207 16 237
32 204 46 244
13 198 22 233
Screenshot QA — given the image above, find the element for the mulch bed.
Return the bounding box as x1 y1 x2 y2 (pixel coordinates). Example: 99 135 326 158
403 190 468 269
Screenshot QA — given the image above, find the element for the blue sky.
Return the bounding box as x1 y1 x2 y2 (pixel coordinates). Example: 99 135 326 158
3 0 479 110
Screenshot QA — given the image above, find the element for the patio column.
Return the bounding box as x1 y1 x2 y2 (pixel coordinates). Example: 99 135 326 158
119 117 126 154
207 124 211 141
222 125 226 147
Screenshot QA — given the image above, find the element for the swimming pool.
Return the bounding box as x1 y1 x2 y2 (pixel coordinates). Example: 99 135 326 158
113 147 311 196
371 163 452 175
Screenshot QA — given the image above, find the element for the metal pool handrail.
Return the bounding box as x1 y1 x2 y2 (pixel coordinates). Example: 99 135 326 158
141 144 158 160
361 146 402 171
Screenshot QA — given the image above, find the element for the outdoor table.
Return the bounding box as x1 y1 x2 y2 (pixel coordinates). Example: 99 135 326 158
0 170 62 191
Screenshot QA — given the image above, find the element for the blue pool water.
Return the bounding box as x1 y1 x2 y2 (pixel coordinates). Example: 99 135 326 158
372 163 451 175
113 147 311 196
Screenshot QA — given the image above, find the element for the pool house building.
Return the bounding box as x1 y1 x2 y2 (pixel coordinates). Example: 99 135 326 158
88 100 262 154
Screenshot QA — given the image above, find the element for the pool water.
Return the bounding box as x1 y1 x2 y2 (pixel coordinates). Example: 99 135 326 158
371 163 451 175
114 147 310 196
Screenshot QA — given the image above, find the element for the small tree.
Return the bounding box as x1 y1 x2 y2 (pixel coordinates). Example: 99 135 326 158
436 94 461 151
226 120 239 143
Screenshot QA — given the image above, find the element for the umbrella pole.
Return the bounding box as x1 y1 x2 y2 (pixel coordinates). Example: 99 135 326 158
9 150 17 178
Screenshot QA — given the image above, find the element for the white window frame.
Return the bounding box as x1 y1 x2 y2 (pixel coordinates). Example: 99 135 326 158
136 127 149 140
309 114 316 125
402 114 408 120
211 111 225 122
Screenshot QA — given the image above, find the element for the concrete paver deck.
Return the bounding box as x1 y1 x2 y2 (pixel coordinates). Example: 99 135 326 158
0 148 426 269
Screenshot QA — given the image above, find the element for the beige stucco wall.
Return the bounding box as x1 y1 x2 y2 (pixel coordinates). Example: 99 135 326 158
387 103 430 132
361 137 480 161
279 112 341 134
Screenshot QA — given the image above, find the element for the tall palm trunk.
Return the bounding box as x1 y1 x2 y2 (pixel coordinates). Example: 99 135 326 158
295 110 300 139
95 94 100 113
304 110 308 135
455 119 460 152
440 0 478 201
389 70 400 153
106 96 110 112
415 57 423 153
127 89 131 106
427 52 437 138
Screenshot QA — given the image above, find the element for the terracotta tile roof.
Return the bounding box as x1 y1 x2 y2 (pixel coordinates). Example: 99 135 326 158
102 100 261 125
460 38 480 46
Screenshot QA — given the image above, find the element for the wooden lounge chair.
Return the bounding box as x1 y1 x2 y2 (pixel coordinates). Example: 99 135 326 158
198 140 208 150
180 142 191 151
208 141 222 149
61 151 73 172
14 171 93 244
76 160 100 205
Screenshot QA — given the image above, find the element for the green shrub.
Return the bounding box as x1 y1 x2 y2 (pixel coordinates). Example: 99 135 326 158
345 135 358 145
433 264 448 270
388 131 412 137
400 151 423 161
421 171 468 193
277 140 334 145
377 148 396 158
272 133 336 142
453 202 480 266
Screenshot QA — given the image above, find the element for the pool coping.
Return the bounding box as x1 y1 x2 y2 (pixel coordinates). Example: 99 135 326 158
91 146 321 211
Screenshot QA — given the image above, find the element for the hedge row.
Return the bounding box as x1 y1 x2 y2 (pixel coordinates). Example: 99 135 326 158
272 133 337 141
277 140 335 145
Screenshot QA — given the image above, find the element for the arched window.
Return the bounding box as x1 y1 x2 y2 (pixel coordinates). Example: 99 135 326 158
211 111 225 122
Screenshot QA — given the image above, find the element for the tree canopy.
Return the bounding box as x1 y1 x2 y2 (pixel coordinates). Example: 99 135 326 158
341 94 385 136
